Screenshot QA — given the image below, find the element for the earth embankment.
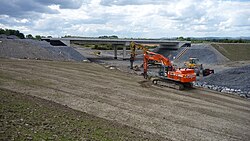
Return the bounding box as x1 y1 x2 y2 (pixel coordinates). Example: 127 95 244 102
1 59 249 141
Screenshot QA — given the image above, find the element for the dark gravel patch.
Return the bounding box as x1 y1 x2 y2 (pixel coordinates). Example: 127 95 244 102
201 64 250 91
197 65 250 98
175 44 229 64
0 38 87 61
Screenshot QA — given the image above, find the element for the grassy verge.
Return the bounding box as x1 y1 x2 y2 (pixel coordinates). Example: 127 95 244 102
211 43 250 61
0 88 164 141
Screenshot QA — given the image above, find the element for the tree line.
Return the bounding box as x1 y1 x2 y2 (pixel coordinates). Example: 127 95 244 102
0 28 51 40
176 36 250 43
0 28 25 39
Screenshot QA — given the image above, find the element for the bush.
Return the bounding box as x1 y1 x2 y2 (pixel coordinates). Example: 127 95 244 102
0 28 25 39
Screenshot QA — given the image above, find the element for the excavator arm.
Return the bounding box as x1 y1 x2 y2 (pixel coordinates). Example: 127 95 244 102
130 41 149 69
130 41 148 57
143 51 173 78
144 51 172 66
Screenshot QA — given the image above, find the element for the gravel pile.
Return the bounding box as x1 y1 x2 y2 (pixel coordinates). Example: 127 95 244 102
0 38 87 61
153 44 229 70
0 34 19 39
175 44 229 64
195 65 250 98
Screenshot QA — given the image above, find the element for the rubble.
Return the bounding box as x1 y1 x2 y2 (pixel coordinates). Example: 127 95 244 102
194 64 250 99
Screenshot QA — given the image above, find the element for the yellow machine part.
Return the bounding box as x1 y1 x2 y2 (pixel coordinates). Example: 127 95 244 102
185 58 200 69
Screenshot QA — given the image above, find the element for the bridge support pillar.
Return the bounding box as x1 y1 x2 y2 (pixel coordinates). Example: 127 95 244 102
123 46 126 60
113 45 117 59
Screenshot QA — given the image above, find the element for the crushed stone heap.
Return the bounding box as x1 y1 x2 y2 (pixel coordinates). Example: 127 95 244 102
0 37 87 61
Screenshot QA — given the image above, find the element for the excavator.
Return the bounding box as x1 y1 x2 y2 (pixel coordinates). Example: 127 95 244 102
130 42 196 90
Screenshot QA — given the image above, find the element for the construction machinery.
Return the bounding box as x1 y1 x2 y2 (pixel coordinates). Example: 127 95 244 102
130 41 148 69
130 42 196 90
184 58 200 68
184 58 202 76
184 57 214 76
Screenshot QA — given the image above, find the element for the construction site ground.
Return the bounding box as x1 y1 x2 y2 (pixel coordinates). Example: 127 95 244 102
0 87 164 141
1 59 250 140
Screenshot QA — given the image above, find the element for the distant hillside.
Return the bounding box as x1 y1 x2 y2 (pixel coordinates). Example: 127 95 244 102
211 43 250 61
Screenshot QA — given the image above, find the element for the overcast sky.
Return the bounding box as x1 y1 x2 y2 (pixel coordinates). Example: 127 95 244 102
0 0 250 38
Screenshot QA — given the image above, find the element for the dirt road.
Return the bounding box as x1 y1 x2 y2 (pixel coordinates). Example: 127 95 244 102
0 59 249 140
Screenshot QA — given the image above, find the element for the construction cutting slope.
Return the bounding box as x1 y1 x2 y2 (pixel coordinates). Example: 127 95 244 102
0 59 249 141
174 44 229 65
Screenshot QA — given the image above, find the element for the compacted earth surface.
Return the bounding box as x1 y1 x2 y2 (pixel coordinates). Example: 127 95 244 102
0 87 164 141
1 59 250 141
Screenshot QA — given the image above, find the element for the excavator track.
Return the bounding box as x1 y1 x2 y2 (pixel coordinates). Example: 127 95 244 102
151 78 193 90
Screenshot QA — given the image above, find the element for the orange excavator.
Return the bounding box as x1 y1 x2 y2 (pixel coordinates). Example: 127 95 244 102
130 42 196 90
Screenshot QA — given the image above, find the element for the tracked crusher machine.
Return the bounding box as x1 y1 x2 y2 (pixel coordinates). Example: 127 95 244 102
130 42 196 90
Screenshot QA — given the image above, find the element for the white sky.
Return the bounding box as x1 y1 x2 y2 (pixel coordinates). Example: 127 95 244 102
0 0 250 38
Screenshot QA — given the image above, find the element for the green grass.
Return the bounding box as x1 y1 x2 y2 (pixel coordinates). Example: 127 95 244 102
211 43 250 61
0 88 164 141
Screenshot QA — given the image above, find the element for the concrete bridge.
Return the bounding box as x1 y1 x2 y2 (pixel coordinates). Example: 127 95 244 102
42 38 191 59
